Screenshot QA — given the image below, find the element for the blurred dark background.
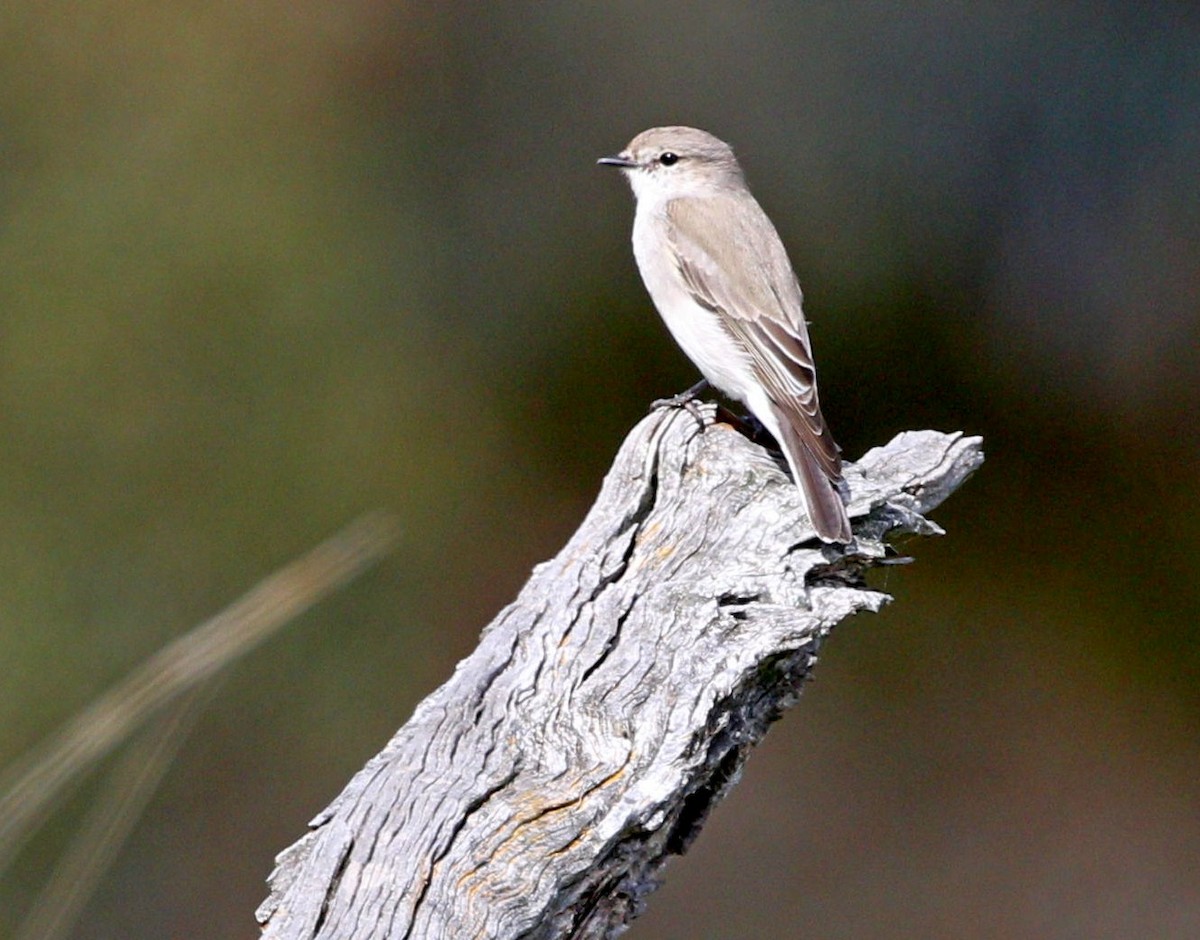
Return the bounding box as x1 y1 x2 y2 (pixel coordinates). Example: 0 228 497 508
2 3 1197 937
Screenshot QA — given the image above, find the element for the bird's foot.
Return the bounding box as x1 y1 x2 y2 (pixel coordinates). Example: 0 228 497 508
650 378 711 411
651 379 713 430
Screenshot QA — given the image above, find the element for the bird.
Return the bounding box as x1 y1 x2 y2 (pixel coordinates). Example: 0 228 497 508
598 126 851 543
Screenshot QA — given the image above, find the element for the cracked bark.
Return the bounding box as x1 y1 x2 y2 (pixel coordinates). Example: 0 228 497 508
257 405 983 940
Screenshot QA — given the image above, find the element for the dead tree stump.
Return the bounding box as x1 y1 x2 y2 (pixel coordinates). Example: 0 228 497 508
258 404 983 939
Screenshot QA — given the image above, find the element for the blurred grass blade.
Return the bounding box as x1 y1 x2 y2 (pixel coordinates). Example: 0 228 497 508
14 681 220 940
0 511 398 874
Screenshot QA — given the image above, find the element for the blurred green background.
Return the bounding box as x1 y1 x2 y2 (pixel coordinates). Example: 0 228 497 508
2 3 1198 937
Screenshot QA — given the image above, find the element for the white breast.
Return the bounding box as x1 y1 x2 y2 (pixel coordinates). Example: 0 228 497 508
631 205 759 410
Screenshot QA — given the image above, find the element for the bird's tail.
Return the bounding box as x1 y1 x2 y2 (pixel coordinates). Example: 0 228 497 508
771 408 852 543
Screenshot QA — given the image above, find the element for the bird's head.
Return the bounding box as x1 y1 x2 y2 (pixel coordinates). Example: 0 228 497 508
598 126 744 203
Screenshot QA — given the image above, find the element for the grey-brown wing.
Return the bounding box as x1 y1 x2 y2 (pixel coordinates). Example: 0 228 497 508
667 194 842 480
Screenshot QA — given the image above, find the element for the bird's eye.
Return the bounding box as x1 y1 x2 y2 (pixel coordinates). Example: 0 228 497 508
658 152 679 166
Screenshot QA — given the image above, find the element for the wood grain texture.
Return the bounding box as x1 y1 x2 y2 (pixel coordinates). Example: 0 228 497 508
258 405 983 940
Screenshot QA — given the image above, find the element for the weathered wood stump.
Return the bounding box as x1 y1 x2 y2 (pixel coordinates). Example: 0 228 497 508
258 404 983 939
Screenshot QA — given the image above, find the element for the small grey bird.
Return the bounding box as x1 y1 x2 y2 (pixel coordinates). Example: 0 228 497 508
599 126 851 542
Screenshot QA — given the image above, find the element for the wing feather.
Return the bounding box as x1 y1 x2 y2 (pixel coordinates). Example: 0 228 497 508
667 194 843 481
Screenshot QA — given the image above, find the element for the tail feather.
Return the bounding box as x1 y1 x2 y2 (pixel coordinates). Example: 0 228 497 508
770 407 852 543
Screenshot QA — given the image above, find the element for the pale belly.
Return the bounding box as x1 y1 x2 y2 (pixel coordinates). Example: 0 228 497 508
632 232 756 408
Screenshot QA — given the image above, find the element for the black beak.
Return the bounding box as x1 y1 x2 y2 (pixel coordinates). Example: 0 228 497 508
597 153 636 168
